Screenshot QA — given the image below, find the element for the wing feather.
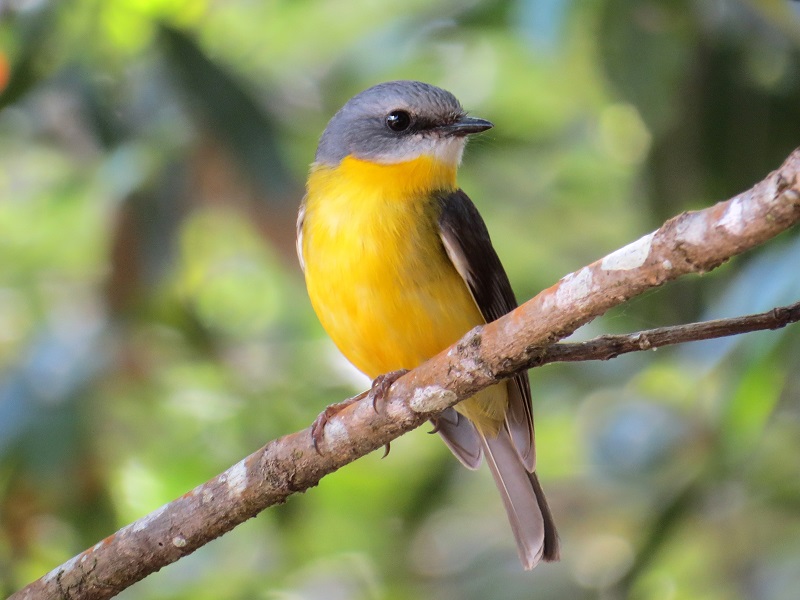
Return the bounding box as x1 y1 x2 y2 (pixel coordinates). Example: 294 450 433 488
437 189 536 471
296 201 306 272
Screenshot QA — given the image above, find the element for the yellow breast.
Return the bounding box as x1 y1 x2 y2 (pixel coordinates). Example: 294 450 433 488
301 154 507 435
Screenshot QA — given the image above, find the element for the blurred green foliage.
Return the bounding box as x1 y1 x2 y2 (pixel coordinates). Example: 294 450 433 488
1 1 800 599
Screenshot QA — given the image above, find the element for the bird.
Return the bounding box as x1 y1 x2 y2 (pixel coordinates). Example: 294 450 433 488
296 80 559 569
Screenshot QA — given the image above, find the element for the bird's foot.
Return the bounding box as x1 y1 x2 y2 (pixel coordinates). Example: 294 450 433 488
310 369 409 457
368 369 409 413
369 369 409 458
310 389 369 454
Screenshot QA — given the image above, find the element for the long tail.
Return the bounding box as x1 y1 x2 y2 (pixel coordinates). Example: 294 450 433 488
481 426 560 569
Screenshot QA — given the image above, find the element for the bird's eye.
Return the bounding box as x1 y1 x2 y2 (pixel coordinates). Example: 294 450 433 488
386 110 412 132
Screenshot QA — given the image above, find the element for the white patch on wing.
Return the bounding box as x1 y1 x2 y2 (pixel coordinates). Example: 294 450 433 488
440 230 482 315
296 203 306 272
441 232 473 289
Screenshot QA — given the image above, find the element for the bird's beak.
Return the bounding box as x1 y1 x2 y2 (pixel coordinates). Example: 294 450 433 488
437 115 493 137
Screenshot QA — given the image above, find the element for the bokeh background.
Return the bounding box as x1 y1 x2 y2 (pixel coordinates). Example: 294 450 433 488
2 1 800 598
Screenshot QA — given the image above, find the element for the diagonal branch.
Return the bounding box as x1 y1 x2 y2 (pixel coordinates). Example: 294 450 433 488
10 148 800 600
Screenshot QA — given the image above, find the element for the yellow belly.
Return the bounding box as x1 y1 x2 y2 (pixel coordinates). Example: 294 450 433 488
301 156 507 434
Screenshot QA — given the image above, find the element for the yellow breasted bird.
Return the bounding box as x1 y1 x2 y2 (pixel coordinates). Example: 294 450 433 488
297 80 559 569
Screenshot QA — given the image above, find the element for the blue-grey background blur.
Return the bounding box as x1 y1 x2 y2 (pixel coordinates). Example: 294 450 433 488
2 1 800 598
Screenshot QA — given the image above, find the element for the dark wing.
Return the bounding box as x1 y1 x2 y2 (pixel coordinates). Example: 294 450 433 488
436 189 536 472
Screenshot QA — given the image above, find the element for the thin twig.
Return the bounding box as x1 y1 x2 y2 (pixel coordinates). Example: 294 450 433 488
532 301 800 366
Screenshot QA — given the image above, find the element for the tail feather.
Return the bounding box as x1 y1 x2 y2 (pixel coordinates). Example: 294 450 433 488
505 375 536 472
528 466 560 562
482 427 559 569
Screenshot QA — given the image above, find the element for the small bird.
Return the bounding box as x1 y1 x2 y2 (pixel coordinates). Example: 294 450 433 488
297 80 559 569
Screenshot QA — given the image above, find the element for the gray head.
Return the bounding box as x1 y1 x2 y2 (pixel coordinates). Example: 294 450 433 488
314 80 492 167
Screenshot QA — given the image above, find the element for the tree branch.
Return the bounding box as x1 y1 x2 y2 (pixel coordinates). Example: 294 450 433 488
11 148 800 600
534 301 800 365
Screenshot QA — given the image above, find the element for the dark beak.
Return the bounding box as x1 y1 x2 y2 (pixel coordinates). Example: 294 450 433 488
437 115 493 137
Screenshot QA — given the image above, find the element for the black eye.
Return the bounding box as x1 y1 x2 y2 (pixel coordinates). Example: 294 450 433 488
386 110 412 132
